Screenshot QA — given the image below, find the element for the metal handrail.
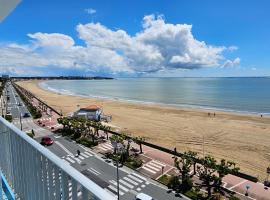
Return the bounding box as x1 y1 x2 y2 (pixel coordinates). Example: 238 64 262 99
0 116 115 200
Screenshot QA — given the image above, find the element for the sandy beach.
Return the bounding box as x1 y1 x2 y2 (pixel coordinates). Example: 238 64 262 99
17 80 270 180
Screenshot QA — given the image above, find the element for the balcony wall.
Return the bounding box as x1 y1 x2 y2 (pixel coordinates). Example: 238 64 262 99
0 117 115 200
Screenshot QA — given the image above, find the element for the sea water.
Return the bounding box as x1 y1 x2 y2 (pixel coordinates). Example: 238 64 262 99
40 77 270 115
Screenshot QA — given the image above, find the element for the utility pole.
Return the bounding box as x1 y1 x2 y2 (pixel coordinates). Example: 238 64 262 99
19 113 22 131
116 158 119 200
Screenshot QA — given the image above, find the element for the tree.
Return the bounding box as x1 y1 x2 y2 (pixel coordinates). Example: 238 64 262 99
102 125 111 140
196 155 218 198
133 136 145 154
110 134 125 162
215 159 239 193
174 151 195 192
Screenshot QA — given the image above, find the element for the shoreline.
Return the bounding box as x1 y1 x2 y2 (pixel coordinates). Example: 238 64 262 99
17 80 270 180
39 80 270 119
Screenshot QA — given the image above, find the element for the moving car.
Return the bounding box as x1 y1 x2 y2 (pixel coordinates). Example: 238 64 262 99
135 193 154 200
22 113 30 118
40 137 54 146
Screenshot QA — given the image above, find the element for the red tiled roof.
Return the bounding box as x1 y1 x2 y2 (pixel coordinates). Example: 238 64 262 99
81 105 102 111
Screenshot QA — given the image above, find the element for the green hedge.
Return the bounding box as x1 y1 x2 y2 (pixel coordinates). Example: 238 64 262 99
76 137 98 148
124 156 143 169
157 174 170 186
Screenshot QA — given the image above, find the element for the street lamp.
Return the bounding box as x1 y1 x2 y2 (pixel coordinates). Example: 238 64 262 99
19 112 22 131
111 141 124 200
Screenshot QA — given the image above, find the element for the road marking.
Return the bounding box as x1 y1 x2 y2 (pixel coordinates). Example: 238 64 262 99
78 155 85 160
66 157 75 164
55 141 73 156
99 146 109 151
128 174 143 183
89 168 100 175
123 177 138 186
84 151 93 156
142 166 157 174
148 161 164 168
145 163 160 171
131 173 147 181
109 180 129 192
119 179 134 189
80 152 89 158
108 185 124 195
87 168 100 176
70 155 81 164
229 180 248 190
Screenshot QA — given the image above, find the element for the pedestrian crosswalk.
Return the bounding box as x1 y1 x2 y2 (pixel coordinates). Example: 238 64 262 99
61 151 95 165
106 173 150 196
39 117 52 121
98 142 114 152
87 168 101 176
12 119 32 125
141 160 166 174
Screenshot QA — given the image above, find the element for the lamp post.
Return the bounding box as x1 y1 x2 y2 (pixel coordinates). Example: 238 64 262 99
112 141 123 200
19 113 22 131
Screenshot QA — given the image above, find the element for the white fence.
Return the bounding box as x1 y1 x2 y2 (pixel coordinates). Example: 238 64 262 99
0 117 115 200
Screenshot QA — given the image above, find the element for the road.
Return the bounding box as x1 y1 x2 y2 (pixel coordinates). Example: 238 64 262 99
6 82 188 200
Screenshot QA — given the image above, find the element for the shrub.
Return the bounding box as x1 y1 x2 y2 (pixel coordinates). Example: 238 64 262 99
157 174 170 186
167 175 181 190
229 196 240 200
124 156 143 169
76 137 98 148
184 188 204 200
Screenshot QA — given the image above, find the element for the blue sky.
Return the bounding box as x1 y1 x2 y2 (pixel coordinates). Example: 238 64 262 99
0 0 269 77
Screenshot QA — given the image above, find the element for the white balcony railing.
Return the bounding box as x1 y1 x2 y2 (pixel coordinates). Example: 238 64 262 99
0 117 115 200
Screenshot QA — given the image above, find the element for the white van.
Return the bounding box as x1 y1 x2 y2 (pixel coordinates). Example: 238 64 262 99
135 193 153 200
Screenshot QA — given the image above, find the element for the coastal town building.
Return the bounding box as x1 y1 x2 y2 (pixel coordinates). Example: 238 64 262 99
73 105 103 121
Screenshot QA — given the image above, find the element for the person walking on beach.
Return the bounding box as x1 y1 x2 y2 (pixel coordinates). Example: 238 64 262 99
214 112 216 117
76 149 80 157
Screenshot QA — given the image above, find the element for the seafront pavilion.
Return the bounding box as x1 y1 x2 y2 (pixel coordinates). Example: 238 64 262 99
0 116 115 199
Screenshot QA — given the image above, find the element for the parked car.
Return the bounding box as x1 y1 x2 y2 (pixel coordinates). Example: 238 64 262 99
17 102 22 106
135 193 154 200
22 113 30 118
40 137 54 146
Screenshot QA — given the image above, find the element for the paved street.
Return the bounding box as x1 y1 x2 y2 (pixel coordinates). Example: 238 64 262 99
6 83 188 200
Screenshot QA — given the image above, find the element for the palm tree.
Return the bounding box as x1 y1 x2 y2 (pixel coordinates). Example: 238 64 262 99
102 125 111 140
133 136 145 154
174 151 194 192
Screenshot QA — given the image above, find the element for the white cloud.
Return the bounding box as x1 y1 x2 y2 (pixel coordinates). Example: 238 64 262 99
85 8 96 15
0 14 240 75
222 57 241 68
251 67 257 71
228 46 238 52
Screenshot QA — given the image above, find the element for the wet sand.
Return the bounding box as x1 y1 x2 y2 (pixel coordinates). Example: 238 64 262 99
17 80 270 180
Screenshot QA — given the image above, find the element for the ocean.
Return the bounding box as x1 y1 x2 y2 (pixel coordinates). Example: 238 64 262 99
40 77 270 115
